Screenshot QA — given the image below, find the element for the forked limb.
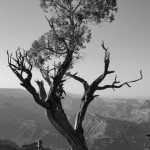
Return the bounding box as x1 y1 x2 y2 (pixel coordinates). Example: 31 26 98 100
97 70 143 91
7 49 32 85
7 49 49 109
70 41 143 134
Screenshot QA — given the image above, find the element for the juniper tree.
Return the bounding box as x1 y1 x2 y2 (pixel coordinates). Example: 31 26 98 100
7 0 142 149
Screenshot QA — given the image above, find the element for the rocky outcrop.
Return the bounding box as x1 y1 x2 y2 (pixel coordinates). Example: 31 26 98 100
12 119 49 146
83 113 148 150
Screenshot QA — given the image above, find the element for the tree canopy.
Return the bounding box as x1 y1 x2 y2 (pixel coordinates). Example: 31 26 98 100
28 0 117 68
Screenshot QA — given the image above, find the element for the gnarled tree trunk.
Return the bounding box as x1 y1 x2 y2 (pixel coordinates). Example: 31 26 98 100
46 110 88 150
7 42 142 150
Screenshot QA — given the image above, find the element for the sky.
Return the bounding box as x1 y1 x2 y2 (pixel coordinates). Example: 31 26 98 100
0 0 150 98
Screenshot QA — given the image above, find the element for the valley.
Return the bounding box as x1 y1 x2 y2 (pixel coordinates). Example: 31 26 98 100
0 88 149 150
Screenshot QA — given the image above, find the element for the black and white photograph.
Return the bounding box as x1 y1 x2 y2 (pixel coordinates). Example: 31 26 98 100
0 0 150 150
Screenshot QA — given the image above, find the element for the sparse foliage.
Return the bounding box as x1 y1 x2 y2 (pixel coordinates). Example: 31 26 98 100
7 0 142 150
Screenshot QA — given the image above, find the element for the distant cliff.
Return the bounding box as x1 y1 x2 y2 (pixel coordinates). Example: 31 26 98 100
0 88 149 149
83 113 148 150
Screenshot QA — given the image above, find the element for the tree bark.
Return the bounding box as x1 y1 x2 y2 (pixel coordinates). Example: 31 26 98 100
45 109 88 150
7 42 142 150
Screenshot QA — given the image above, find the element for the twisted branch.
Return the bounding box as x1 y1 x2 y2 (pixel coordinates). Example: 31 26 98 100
7 49 49 110
67 72 89 91
97 70 143 91
35 80 47 100
70 41 143 135
89 41 115 94
7 49 32 84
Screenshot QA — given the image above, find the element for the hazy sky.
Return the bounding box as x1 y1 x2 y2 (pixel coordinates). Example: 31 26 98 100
0 0 150 97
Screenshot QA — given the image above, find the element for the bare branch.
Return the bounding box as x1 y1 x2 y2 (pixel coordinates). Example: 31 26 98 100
35 80 47 101
45 51 73 106
74 42 143 135
67 72 89 91
45 16 54 29
89 41 114 93
56 0 70 13
40 66 52 86
23 83 50 110
45 47 67 55
7 49 32 84
73 0 83 13
73 41 116 133
7 50 50 110
97 70 143 91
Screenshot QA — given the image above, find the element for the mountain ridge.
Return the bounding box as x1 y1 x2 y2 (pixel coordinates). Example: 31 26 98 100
0 88 150 149
0 88 149 99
